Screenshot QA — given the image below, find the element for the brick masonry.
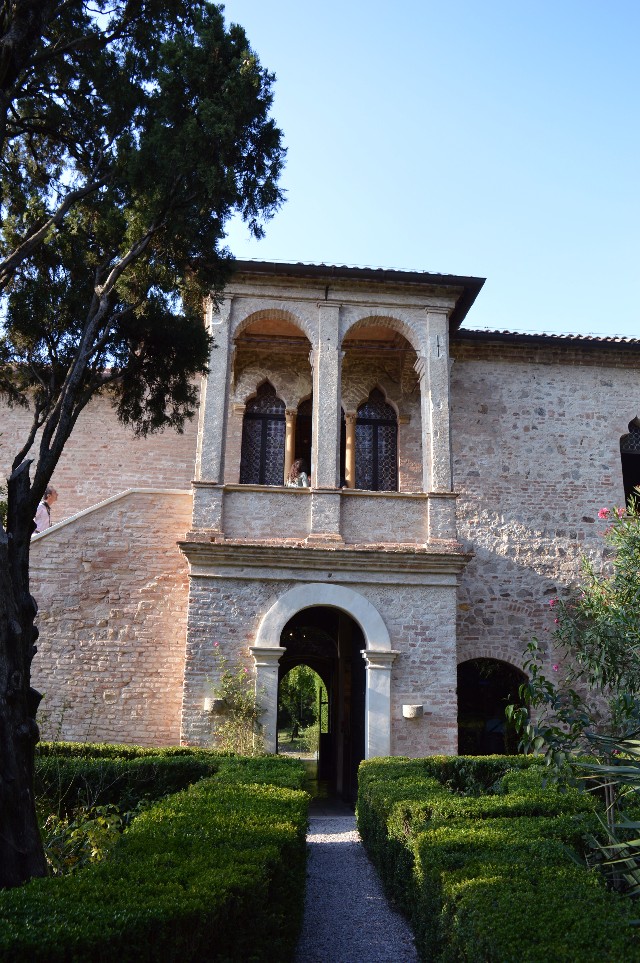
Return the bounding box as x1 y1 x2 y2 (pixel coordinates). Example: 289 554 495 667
30 491 191 746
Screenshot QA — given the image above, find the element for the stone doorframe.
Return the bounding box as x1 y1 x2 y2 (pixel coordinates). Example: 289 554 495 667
249 582 398 759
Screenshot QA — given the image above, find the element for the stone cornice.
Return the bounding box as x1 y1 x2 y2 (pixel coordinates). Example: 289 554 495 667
179 536 472 577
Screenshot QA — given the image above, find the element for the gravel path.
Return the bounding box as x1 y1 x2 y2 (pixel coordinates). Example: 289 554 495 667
294 804 419 963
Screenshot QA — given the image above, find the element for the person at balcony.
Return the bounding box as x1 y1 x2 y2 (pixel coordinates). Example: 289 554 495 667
33 485 58 534
286 459 309 487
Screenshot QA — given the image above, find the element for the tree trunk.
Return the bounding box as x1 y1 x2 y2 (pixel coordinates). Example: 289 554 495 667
0 460 47 888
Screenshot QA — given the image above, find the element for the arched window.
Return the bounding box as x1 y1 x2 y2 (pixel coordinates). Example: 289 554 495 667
355 388 398 491
239 382 286 485
620 419 640 506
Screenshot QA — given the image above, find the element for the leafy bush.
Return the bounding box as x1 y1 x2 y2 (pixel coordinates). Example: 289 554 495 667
1 755 308 962
357 756 640 962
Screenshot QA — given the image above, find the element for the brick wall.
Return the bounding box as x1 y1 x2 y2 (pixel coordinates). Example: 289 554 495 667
31 491 191 745
0 393 198 523
450 343 639 672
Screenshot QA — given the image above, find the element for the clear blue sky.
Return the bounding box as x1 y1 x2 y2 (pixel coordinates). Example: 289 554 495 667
223 1 639 338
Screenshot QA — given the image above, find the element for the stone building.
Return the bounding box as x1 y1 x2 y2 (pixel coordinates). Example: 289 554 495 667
4 261 639 796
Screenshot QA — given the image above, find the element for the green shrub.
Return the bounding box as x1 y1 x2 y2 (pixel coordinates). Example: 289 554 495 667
357 756 640 962
1 757 308 962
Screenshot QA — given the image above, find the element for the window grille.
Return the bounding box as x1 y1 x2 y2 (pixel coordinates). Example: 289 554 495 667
239 383 286 485
355 388 398 491
621 422 640 454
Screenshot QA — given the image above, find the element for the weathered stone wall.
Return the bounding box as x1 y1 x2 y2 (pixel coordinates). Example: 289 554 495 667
31 491 191 745
450 341 639 672
181 569 458 756
0 393 198 523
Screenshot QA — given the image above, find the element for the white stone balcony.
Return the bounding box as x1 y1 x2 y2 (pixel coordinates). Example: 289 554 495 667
191 482 458 546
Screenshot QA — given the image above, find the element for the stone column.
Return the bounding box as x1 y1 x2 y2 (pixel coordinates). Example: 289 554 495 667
344 412 357 488
249 646 286 753
426 308 452 492
311 303 342 489
196 297 232 483
284 409 297 484
362 649 398 758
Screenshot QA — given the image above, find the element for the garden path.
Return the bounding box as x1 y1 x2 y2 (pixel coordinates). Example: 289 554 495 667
294 799 419 963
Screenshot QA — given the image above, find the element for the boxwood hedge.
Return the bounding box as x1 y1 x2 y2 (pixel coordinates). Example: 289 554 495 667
357 755 640 962
1 751 308 962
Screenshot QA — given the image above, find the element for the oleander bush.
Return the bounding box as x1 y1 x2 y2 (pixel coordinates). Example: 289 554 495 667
0 749 308 962
357 756 640 962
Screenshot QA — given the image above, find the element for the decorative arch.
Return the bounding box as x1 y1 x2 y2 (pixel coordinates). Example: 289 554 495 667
255 582 391 650
341 313 421 354
352 382 400 419
232 307 314 345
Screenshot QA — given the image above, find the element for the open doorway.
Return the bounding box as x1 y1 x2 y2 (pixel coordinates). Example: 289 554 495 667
278 606 365 802
277 665 328 761
457 658 526 755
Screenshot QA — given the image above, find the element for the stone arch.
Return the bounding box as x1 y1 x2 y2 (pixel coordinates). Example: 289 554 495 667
354 382 400 419
252 583 396 760
235 369 308 410
341 313 421 354
255 582 391 650
456 647 528 673
232 307 313 344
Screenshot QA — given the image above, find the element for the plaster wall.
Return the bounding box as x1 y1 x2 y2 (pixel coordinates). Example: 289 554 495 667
450 344 639 671
30 491 191 745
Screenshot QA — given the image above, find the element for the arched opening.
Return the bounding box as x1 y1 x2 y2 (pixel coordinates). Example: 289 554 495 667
355 388 398 491
620 419 640 507
277 665 328 759
239 381 286 485
278 606 366 801
457 658 526 755
230 313 312 485
341 321 420 491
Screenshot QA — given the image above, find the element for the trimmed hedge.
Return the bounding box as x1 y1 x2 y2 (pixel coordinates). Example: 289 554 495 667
35 744 307 813
36 741 229 760
357 756 640 962
1 753 308 962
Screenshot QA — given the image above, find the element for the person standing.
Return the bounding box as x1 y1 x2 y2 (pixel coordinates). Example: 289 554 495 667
33 486 58 534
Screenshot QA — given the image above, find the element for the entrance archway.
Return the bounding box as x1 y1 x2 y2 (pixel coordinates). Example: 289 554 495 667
457 658 526 755
250 583 397 787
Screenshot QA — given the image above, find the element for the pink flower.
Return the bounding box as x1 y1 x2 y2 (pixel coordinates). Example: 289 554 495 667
214 642 219 648
549 598 558 608
615 507 625 518
554 618 559 624
243 667 248 674
552 664 559 671
598 508 610 519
